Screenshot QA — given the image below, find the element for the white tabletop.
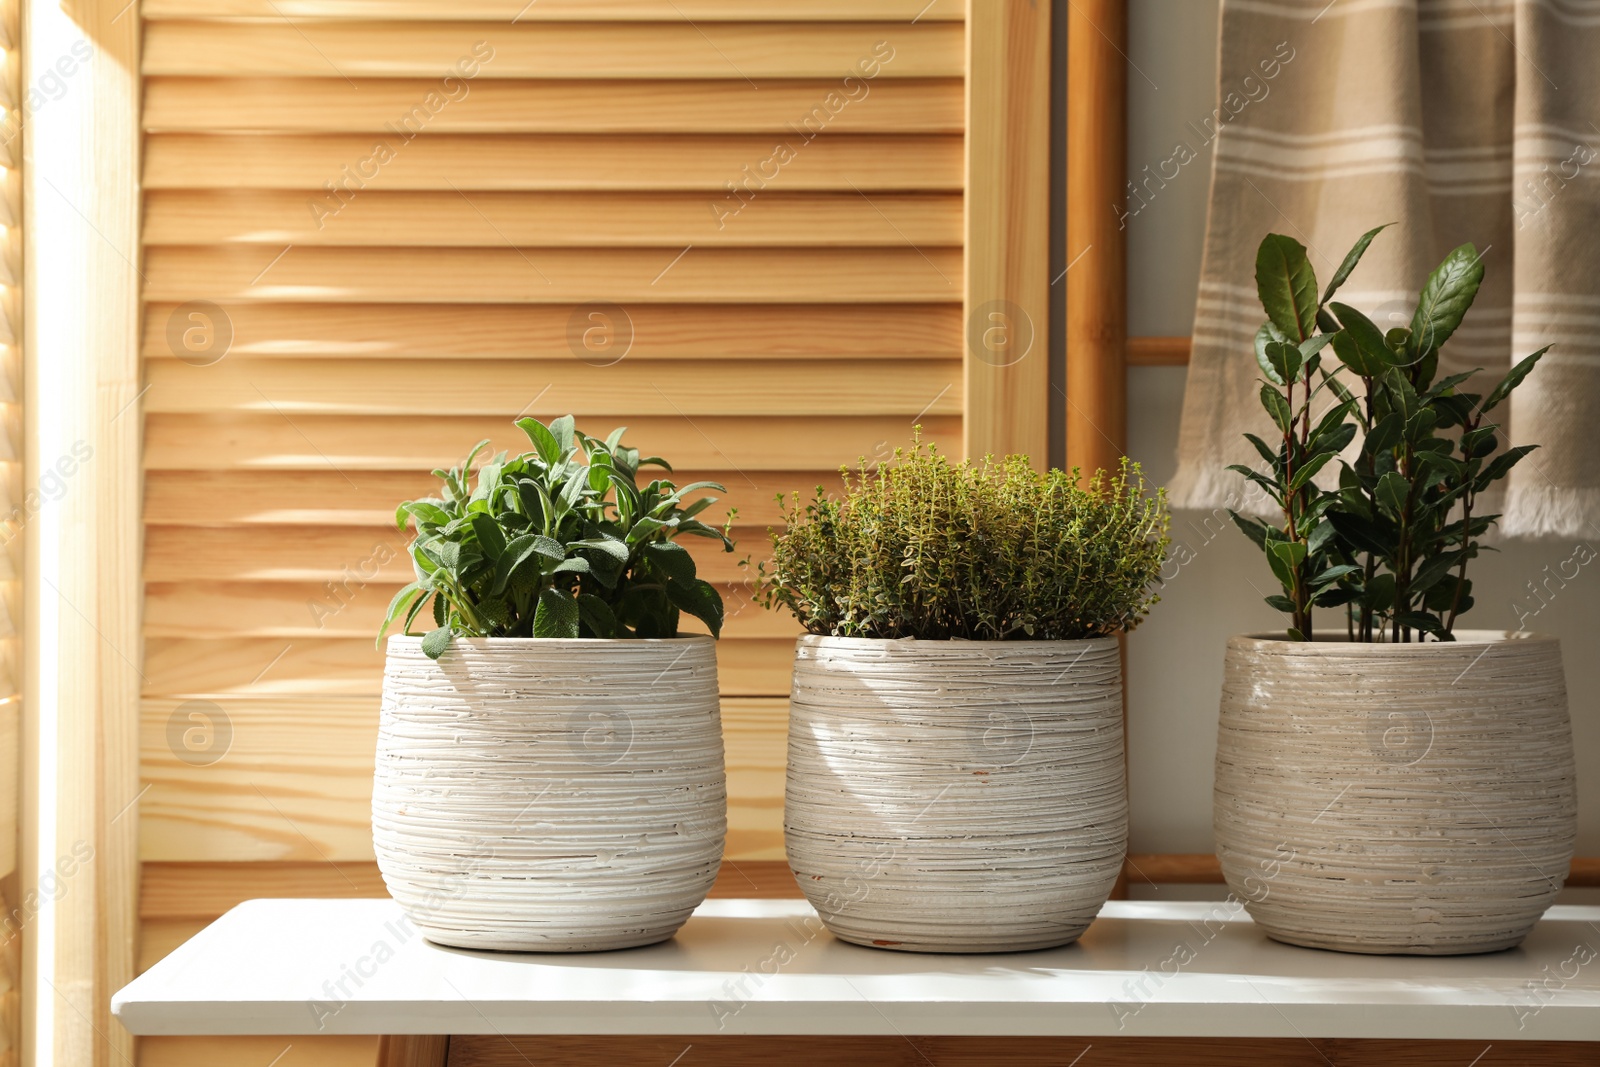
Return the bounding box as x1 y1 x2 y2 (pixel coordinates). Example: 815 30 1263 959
112 898 1600 1041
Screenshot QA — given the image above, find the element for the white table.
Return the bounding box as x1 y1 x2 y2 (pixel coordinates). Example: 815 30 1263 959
114 898 1600 1065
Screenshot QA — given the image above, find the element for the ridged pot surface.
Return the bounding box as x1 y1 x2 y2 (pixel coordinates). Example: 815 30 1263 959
373 635 726 952
1214 630 1576 955
785 635 1127 953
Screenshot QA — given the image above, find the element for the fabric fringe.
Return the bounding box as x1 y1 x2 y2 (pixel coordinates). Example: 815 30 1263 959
1502 485 1600 541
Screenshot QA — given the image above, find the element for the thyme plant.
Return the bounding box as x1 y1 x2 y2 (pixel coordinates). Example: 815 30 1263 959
1232 227 1544 642
758 440 1170 640
378 415 733 659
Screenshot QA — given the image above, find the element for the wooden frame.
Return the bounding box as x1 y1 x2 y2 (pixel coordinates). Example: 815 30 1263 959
964 0 1051 465
1064 0 1128 477
20 1 142 1063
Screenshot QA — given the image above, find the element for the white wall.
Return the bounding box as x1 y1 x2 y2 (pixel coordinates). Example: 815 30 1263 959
1120 0 1600 867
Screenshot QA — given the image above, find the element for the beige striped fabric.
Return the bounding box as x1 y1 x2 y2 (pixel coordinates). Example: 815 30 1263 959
1172 0 1599 540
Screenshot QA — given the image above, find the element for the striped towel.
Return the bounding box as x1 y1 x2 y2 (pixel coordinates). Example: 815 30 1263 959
1171 0 1600 540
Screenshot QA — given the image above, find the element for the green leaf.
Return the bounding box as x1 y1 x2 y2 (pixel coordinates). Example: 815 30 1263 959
376 582 424 645
1329 303 1395 376
1266 539 1306 591
1228 511 1270 550
666 577 725 638
1255 233 1320 342
1409 243 1484 358
1321 223 1391 304
491 533 564 594
1260 383 1294 433
644 540 698 583
576 593 617 638
468 513 506 560
1264 341 1304 386
1480 347 1548 415
396 500 450 531
1475 444 1537 491
1312 586 1359 608
1376 471 1411 517
1265 594 1297 613
1309 563 1361 587
532 587 581 638
516 417 562 465
1288 452 1335 493
1254 322 1290 385
1242 433 1279 466
549 414 577 452
1327 509 1391 555
1412 551 1462 593
420 626 453 659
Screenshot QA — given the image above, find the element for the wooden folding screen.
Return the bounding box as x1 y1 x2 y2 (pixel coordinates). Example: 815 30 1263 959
134 2 1046 1063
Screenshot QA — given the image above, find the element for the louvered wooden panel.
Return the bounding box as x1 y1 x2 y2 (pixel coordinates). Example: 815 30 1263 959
143 24 962 78
143 358 963 415
145 133 964 189
138 696 788 862
136 12 967 1062
144 78 963 133
142 470 834 525
144 191 965 247
143 0 963 19
142 414 960 470
138 303 960 358
144 247 960 303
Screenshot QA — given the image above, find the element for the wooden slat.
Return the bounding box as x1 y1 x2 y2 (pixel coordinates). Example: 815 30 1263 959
0 702 14 880
1124 853 1222 884
1065 0 1129 476
143 358 962 417
139 1036 379 1067
143 191 965 248
144 133 964 191
141 0 966 21
144 24 960 79
144 582 801 640
143 525 763 584
139 696 788 862
963 0 1051 464
1128 335 1190 367
141 469 840 527
137 859 798 922
141 862 388 919
139 635 796 696
144 77 962 134
140 302 960 360
143 247 962 304
377 1036 448 1067
143 414 958 471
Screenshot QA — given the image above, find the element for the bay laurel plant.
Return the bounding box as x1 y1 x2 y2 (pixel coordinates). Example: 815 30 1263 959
1231 226 1545 642
757 438 1170 640
377 415 733 659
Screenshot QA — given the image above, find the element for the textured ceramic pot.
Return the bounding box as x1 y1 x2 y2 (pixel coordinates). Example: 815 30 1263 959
784 635 1127 953
1214 630 1576 955
373 635 726 952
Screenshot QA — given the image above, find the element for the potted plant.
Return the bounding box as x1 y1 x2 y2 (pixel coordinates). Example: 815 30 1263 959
1215 227 1577 954
758 443 1169 952
372 415 734 952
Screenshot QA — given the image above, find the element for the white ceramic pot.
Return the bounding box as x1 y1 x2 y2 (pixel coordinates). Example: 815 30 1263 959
1214 630 1576 955
373 635 726 952
784 635 1127 953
